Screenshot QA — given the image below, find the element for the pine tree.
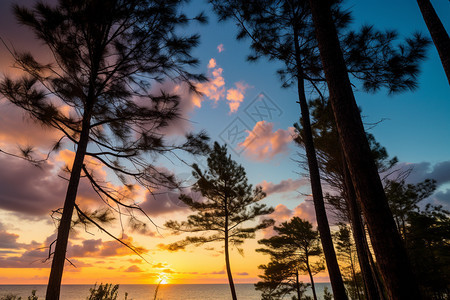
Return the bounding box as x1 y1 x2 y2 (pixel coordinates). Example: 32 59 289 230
307 0 422 298
257 217 325 300
0 1 208 298
165 142 274 300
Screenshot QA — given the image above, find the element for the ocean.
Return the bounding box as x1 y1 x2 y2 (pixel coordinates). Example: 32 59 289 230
0 283 332 299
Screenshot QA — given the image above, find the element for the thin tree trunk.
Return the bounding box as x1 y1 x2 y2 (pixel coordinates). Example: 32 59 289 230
296 269 302 300
305 255 318 300
293 29 348 300
342 158 380 300
307 1 422 298
46 112 92 300
224 204 237 300
417 0 450 84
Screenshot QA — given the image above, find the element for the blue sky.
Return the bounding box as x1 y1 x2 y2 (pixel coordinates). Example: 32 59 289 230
0 0 448 285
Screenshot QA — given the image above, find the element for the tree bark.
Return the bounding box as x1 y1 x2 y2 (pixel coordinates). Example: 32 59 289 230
305 255 318 300
293 29 348 300
417 0 450 84
307 1 422 299
224 204 237 300
342 158 380 300
46 111 92 300
296 269 302 300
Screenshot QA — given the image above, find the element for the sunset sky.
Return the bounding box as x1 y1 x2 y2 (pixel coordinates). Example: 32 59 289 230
0 0 449 285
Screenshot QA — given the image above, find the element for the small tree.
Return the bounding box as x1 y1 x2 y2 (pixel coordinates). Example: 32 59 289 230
165 142 274 300
257 217 325 300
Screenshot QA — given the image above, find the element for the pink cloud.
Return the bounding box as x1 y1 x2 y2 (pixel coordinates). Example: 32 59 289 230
259 178 307 196
226 81 249 113
293 200 317 225
239 121 294 161
207 58 217 69
217 44 225 53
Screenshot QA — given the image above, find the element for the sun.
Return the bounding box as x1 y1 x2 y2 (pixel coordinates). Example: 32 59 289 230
157 273 169 285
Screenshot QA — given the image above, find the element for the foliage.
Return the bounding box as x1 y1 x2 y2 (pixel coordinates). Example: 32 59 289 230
165 142 273 299
256 217 324 300
386 180 449 298
333 225 363 300
165 142 274 251
0 290 38 300
323 287 333 300
87 283 131 300
0 0 209 296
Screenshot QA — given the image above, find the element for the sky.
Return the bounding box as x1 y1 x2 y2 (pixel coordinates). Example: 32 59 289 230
0 0 449 286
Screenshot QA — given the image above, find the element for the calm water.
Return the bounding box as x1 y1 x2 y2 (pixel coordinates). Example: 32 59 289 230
0 283 332 299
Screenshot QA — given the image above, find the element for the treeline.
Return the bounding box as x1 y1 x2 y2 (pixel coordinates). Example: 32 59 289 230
0 0 448 300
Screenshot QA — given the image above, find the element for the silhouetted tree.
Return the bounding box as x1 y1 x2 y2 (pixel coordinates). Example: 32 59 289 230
416 0 450 84
0 0 209 298
210 1 428 298
386 179 449 298
257 217 325 300
334 224 363 300
255 261 311 300
307 0 423 298
165 142 274 300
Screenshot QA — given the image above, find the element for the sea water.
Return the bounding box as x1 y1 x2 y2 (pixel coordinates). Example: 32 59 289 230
0 283 332 299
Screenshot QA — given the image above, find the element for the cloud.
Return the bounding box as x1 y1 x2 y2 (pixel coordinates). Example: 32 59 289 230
217 44 225 53
194 64 226 106
139 188 190 217
387 160 450 208
0 155 67 215
259 178 307 196
239 121 294 161
237 272 249 276
192 59 250 113
226 82 250 113
125 265 144 272
207 58 217 69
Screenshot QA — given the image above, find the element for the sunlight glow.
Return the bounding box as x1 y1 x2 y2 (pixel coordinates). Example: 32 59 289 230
157 273 169 285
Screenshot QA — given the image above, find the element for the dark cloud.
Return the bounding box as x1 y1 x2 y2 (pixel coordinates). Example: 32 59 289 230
124 265 143 272
0 156 66 215
140 189 190 217
237 272 249 276
396 161 450 185
432 189 450 207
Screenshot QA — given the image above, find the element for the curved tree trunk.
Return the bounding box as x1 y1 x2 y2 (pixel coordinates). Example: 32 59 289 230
416 0 450 84
305 255 318 300
46 111 92 300
342 158 381 300
224 204 237 300
307 1 422 299
293 29 348 300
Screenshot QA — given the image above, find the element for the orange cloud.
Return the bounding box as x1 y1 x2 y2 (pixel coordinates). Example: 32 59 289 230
239 121 294 161
217 44 224 53
226 81 249 113
207 58 217 69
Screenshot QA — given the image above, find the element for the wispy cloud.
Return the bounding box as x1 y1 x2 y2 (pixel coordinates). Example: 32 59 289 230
217 44 224 53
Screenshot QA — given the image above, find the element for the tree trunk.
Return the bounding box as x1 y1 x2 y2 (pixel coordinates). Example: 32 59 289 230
296 269 302 300
224 205 237 300
417 0 450 84
305 255 318 300
46 112 92 300
307 1 422 298
293 29 348 300
342 158 380 300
